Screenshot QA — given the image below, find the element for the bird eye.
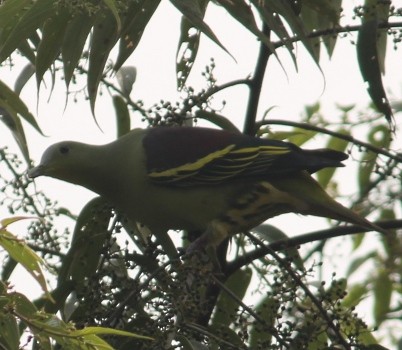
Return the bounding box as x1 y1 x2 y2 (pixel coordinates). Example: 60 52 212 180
59 146 70 155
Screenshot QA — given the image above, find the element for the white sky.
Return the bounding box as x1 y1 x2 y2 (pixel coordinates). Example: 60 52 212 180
1 1 402 343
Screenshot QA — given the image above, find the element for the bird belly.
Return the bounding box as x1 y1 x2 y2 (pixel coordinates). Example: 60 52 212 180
201 181 309 246
120 180 309 239
121 182 236 233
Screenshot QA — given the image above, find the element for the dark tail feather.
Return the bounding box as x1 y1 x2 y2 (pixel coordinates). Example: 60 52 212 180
302 148 348 173
272 148 348 175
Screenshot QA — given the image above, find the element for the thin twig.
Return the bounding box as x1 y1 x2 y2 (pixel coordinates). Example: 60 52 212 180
256 119 402 163
243 232 352 350
211 275 289 348
227 219 402 276
273 21 402 49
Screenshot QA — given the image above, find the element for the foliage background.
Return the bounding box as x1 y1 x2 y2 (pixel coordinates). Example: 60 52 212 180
1 0 402 349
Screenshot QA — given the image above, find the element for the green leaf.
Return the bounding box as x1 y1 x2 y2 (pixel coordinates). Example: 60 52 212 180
71 326 153 340
302 0 342 57
358 125 391 196
0 219 51 299
249 296 279 347
218 0 277 55
0 311 19 350
114 0 161 71
58 197 111 288
251 0 296 67
0 80 43 134
36 10 72 88
113 95 131 138
317 128 349 189
0 0 55 63
346 251 377 276
263 0 320 64
1 257 18 282
252 224 304 270
263 128 317 147
373 268 392 326
176 13 202 90
195 110 240 133
14 63 35 95
342 283 368 308
211 267 252 327
357 19 393 125
379 208 397 257
88 10 119 114
10 291 38 317
62 13 95 88
365 345 390 350
175 334 198 349
0 0 32 51
0 0 31 29
171 0 233 59
300 4 321 60
101 0 122 33
17 40 36 64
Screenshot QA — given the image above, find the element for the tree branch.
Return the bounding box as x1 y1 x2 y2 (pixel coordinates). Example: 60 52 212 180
243 232 352 350
256 119 402 162
243 23 272 135
273 21 402 50
226 219 402 276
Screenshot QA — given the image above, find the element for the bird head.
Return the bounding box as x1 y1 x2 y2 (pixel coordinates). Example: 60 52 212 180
28 141 97 185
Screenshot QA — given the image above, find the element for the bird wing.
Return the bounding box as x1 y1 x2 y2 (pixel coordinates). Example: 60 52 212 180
142 127 345 187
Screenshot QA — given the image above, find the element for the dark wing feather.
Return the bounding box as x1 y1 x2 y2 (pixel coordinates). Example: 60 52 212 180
143 127 347 187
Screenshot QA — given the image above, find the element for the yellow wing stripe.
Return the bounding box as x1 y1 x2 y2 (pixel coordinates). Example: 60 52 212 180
149 144 291 184
149 144 235 178
231 145 291 155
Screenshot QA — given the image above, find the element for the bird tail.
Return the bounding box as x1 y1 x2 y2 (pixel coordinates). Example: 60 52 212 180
270 171 389 235
272 148 348 175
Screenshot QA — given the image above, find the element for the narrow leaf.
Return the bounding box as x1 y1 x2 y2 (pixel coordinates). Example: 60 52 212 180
177 14 202 90
317 128 349 189
0 314 19 350
218 0 277 55
373 269 392 326
58 197 111 287
357 19 393 126
0 0 32 50
252 224 304 270
62 13 95 88
251 0 297 67
0 226 50 298
211 267 252 327
14 63 35 95
249 296 279 347
36 10 72 88
170 0 233 59
0 80 43 134
0 0 55 63
72 326 153 340
195 110 240 133
358 124 391 196
264 0 320 64
113 95 131 138
114 0 161 71
342 283 368 308
88 11 119 114
101 0 122 33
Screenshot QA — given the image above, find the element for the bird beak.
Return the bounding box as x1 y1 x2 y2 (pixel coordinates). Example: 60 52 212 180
27 165 45 179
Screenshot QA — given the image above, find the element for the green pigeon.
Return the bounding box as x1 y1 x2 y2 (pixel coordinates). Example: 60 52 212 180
28 126 387 249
